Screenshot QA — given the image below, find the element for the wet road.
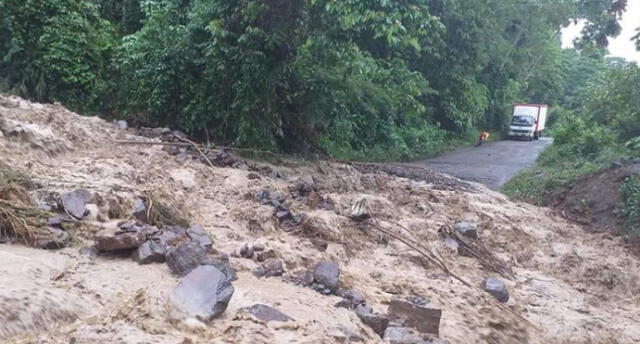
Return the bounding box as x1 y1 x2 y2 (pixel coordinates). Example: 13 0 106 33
416 138 552 190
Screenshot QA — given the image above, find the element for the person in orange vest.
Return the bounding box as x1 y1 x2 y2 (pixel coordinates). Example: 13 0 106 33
477 131 490 146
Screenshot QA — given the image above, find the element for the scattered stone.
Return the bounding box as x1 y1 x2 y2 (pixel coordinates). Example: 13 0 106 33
36 227 70 249
107 196 126 219
61 189 91 219
133 198 150 224
335 289 366 310
166 241 207 276
94 227 146 252
48 215 71 227
252 243 265 252
79 246 98 259
483 277 510 303
388 298 442 336
252 258 284 278
384 327 433 344
243 304 293 322
238 243 254 259
247 173 261 180
132 239 167 264
313 260 340 293
442 236 459 251
328 327 364 342
349 198 371 221
274 206 293 222
115 120 128 130
255 249 276 262
355 304 389 337
310 238 328 252
292 176 315 197
453 222 478 239
186 226 213 250
170 265 234 322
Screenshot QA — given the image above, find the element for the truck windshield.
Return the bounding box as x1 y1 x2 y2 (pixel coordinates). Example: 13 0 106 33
512 116 534 126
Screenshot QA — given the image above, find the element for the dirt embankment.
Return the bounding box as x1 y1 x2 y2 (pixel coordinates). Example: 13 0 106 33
1 94 640 344
552 161 640 252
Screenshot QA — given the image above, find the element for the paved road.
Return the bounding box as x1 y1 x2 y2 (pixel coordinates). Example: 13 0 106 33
415 138 552 190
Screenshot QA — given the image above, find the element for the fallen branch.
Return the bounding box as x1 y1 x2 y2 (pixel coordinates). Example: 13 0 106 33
175 137 215 169
363 220 538 330
114 140 192 147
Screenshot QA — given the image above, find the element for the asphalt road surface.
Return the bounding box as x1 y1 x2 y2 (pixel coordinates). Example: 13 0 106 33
416 137 552 190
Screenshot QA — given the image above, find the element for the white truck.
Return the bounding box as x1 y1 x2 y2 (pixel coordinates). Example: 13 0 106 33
508 104 547 141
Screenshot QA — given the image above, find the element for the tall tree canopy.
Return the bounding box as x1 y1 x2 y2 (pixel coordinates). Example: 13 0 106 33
0 0 630 160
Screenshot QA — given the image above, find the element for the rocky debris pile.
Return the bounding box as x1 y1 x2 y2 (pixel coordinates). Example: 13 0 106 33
482 277 510 303
453 221 478 239
257 190 303 228
232 242 284 278
333 290 443 342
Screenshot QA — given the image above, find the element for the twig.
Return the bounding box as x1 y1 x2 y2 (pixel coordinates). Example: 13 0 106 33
114 140 192 147
175 137 215 169
364 220 538 330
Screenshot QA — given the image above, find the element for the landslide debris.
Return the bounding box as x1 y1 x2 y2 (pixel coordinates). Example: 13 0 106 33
1 94 640 344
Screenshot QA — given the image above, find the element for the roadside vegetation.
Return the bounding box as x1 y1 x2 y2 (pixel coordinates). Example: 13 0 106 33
0 0 634 160
504 62 640 234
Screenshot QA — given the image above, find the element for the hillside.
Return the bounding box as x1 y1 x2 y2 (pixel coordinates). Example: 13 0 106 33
1 95 639 344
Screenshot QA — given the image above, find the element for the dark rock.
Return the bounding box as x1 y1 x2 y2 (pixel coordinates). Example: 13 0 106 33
274 207 292 222
186 226 213 250
107 197 125 219
253 258 284 278
355 304 389 337
483 277 510 303
384 327 432 344
453 222 478 239
47 215 71 227
238 243 254 259
313 260 340 292
61 189 91 219
94 227 146 252
335 289 366 309
170 265 234 322
132 239 166 264
388 298 442 336
133 198 150 224
247 173 261 180
252 243 265 252
166 241 207 276
203 254 237 283
36 227 70 249
243 304 293 322
255 249 276 262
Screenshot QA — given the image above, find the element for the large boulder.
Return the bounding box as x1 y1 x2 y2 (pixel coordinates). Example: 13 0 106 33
94 227 146 252
388 298 442 336
165 241 207 276
355 304 389 337
169 265 234 322
312 260 340 292
242 304 293 322
483 277 510 303
61 189 91 219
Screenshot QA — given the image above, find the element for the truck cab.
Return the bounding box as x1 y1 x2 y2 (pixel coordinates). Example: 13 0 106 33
508 104 547 141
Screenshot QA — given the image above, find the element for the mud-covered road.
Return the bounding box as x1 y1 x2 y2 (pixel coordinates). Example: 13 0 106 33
417 137 552 190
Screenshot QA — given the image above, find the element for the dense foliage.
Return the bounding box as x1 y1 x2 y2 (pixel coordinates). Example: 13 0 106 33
0 0 633 159
504 62 640 233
